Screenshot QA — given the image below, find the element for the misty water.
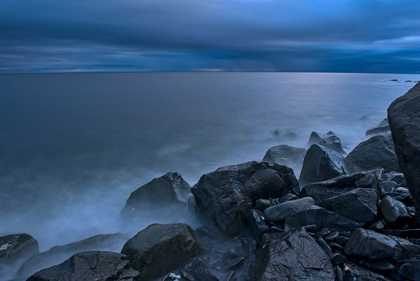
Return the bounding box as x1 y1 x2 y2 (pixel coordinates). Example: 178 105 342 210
0 72 419 252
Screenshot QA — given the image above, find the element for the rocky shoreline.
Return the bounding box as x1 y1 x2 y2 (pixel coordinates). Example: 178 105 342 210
2 82 420 281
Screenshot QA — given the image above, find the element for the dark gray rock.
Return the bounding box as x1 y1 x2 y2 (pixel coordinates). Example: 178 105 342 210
263 197 315 223
246 210 270 244
0 234 38 267
249 229 335 281
368 221 385 231
319 134 346 154
379 195 411 226
324 188 377 225
284 207 360 233
382 229 420 239
191 161 298 236
299 144 347 185
121 172 191 222
366 118 390 136
300 171 379 208
330 253 346 265
342 263 391 281
262 145 306 176
121 223 202 280
316 238 332 257
370 261 395 272
27 251 139 281
181 259 219 281
388 83 420 224
345 134 400 173
381 172 406 187
344 228 420 261
308 131 323 146
399 260 420 281
18 233 128 278
255 199 271 212
379 181 397 193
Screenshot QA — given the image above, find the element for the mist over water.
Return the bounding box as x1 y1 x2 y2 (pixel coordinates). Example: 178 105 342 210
0 72 418 251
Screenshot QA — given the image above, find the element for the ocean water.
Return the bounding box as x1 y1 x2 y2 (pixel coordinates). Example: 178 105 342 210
0 72 419 251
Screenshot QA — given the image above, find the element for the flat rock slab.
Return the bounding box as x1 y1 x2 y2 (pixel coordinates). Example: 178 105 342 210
264 197 315 222
250 229 335 281
121 223 203 281
27 251 139 281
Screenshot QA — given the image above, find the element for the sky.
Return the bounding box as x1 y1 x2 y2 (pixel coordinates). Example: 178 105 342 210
0 0 419 73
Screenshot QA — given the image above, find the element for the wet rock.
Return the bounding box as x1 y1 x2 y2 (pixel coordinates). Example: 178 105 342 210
121 223 203 280
381 171 406 187
388 82 420 224
262 145 306 176
249 229 335 281
121 172 191 222
345 134 400 173
342 263 391 281
263 197 315 223
329 242 344 252
325 231 339 241
300 171 379 207
192 161 298 236
379 195 411 227
319 134 346 154
380 181 397 193
383 229 420 239
181 259 219 281
370 260 396 272
344 228 420 261
366 118 390 136
316 238 332 257
334 236 349 246
324 188 377 225
388 187 414 206
368 221 385 231
255 199 271 212
308 131 323 146
330 253 346 265
299 144 347 185
27 251 139 281
18 233 127 278
0 234 38 268
398 260 420 281
285 207 360 233
335 266 343 281
246 210 270 244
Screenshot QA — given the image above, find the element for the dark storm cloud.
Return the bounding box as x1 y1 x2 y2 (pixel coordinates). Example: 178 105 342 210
0 0 419 73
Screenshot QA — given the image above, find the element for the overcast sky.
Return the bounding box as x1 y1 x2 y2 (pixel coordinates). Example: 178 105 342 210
0 0 419 73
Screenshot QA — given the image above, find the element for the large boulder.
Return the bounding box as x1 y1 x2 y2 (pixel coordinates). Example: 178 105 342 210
191 161 299 236
27 251 139 281
249 229 335 281
121 172 191 222
121 223 202 280
344 228 420 261
299 144 347 186
262 145 306 176
18 233 127 278
0 233 38 269
345 134 400 173
388 82 420 224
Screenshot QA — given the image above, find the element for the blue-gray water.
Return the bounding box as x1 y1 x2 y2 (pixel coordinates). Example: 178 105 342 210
0 72 419 251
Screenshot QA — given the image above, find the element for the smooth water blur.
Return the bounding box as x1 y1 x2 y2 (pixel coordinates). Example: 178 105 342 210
0 72 419 250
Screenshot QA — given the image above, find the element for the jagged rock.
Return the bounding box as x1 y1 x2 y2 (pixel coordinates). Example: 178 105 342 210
181 259 219 281
192 161 298 236
319 133 346 154
379 195 411 227
399 260 420 281
344 228 420 261
121 223 202 280
381 171 406 186
18 233 128 278
299 144 347 186
249 229 335 281
27 251 139 281
388 83 420 224
262 145 306 176
366 118 390 136
284 207 360 233
324 188 377 225
345 135 400 173
342 263 391 281
121 172 191 222
263 197 315 222
246 210 270 244
308 131 323 146
300 172 379 208
0 234 38 268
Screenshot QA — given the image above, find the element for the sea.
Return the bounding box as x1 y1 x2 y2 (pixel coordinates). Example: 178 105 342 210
0 72 419 251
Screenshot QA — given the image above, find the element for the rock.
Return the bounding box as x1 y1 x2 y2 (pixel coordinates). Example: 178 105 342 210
345 135 400 173
0 234 38 268
382 229 420 239
330 253 346 265
316 238 332 257
380 181 398 193
324 188 377 225
334 236 349 246
399 260 420 281
319 134 346 154
262 145 306 176
342 263 391 281
344 228 420 261
255 199 271 212
263 197 315 223
18 233 128 278
27 251 139 281
299 144 347 185
249 229 335 281
368 221 385 231
192 161 298 236
388 83 420 224
379 195 411 227
370 261 395 272
308 131 323 146
181 259 219 281
121 223 202 280
390 79 399 82
366 118 390 136
272 130 298 141
300 171 379 208
284 207 360 233
389 187 414 206
325 231 339 241
121 172 191 222
246 210 270 244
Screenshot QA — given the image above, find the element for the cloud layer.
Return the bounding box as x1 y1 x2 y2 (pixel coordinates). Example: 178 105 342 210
0 0 419 73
